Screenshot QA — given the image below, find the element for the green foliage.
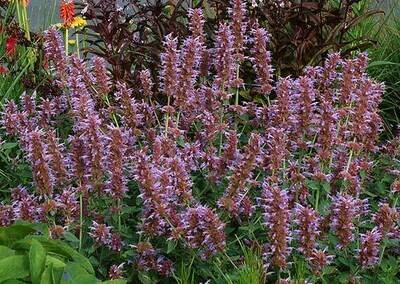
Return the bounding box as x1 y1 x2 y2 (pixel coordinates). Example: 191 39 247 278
0 223 126 284
368 16 400 137
235 241 264 284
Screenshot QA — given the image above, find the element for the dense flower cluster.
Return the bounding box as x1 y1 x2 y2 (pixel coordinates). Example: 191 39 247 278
132 242 173 276
0 0 399 282
89 221 122 252
358 228 381 268
180 205 226 259
261 184 291 269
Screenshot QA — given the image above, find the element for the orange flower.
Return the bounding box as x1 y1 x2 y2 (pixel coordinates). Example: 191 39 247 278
21 0 30 7
60 0 75 28
5 36 17 58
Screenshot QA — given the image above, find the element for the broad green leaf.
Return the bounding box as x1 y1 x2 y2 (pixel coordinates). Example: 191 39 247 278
41 239 94 274
71 274 98 284
46 255 67 269
41 264 64 284
0 224 37 246
0 255 30 282
14 236 94 275
52 267 64 284
40 263 53 284
30 239 46 284
0 245 15 259
0 222 49 247
60 263 95 284
102 280 127 284
63 232 79 245
2 280 26 284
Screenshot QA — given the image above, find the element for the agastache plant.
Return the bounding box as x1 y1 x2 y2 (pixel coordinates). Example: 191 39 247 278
0 0 398 282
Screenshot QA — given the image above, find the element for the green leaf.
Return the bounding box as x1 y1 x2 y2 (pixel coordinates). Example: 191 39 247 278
167 240 177 254
60 263 96 284
72 274 98 284
138 272 154 284
0 245 15 260
51 267 64 284
0 142 18 150
63 232 79 245
30 239 47 284
322 182 331 194
0 224 37 246
40 263 53 284
102 280 127 284
2 280 26 284
14 237 94 275
202 0 216 19
0 255 30 282
0 223 49 247
368 61 400 68
45 256 67 269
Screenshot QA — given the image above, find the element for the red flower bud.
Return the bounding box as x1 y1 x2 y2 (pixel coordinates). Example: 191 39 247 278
6 36 17 58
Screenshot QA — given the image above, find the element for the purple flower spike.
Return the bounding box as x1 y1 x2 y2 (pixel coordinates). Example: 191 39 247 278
251 23 273 94
261 183 291 269
105 127 128 199
359 227 381 268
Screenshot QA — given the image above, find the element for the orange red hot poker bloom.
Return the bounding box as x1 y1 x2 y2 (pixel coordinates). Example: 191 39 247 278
59 0 75 27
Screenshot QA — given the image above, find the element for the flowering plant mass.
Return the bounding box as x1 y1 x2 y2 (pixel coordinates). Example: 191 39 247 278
0 0 399 283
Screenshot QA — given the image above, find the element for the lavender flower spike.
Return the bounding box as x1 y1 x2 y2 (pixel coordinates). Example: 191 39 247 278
251 23 273 94
105 127 128 199
43 27 68 83
359 227 382 268
160 34 180 99
261 183 292 269
25 129 54 196
229 0 247 61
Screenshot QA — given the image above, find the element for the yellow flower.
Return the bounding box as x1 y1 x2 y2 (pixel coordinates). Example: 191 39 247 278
70 16 87 29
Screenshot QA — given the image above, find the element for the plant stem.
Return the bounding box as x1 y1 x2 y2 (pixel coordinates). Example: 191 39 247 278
346 149 354 171
15 0 22 27
150 98 162 129
22 4 30 40
65 28 69 55
218 104 224 156
315 185 320 211
235 64 240 107
393 195 398 208
165 95 171 137
79 192 83 251
234 64 240 130
218 82 226 155
76 33 80 58
118 198 122 231
104 94 119 127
